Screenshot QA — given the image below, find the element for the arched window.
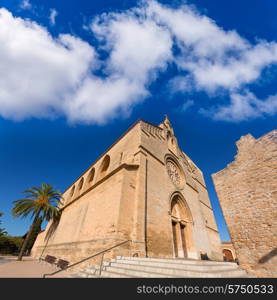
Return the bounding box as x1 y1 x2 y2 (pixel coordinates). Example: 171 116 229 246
98 155 110 180
70 185 75 198
87 168 95 184
223 249 234 262
78 177 84 192
98 155 110 179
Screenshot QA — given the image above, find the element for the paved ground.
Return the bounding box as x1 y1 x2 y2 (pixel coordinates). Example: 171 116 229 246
0 256 71 278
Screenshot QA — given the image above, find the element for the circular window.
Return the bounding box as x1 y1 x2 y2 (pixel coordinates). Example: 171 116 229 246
166 158 184 188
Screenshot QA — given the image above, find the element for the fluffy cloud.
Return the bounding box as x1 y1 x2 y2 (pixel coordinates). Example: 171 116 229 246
147 1 248 60
180 42 277 93
0 4 172 123
49 8 58 26
181 100 194 112
147 1 277 93
92 14 172 83
20 0 32 10
64 77 148 124
206 91 277 122
0 8 96 120
146 1 277 121
65 8 173 123
0 1 277 123
65 6 173 124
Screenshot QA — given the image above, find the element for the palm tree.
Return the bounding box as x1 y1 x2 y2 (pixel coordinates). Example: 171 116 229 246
0 228 7 236
0 212 7 236
12 183 62 261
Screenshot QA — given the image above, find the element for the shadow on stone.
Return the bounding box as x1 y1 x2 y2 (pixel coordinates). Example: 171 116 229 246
39 218 60 260
258 248 277 264
200 252 209 260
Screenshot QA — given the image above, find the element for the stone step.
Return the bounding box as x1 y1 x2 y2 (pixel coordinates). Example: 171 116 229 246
102 264 246 278
69 256 248 278
75 270 98 278
103 266 177 278
73 269 135 278
76 265 177 278
96 270 135 278
116 256 237 266
72 267 247 278
110 259 238 271
70 271 91 278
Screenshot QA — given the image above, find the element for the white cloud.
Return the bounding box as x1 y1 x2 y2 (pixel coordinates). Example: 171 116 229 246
169 75 193 93
145 0 277 120
206 91 277 122
20 0 32 10
65 76 148 124
65 9 172 123
147 1 248 60
181 42 277 92
49 8 58 26
0 8 96 120
181 100 194 112
146 1 277 93
91 9 172 84
1 1 277 123
0 6 171 124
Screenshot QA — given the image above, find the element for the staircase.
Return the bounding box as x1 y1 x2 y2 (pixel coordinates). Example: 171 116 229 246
70 256 248 278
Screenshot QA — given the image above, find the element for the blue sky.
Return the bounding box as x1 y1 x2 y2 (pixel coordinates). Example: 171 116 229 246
0 0 276 242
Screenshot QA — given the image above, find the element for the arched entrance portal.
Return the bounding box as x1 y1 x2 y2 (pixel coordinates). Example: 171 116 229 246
171 194 193 258
223 249 234 262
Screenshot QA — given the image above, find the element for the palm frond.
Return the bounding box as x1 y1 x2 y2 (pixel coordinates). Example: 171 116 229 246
12 183 62 222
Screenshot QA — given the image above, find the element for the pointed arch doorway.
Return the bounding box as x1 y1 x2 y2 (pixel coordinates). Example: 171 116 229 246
171 193 193 258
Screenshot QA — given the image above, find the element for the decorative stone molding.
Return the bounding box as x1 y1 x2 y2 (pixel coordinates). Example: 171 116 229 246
165 156 185 189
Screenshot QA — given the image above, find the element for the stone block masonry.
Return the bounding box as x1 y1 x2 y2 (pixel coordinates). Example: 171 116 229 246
213 130 277 277
32 116 222 271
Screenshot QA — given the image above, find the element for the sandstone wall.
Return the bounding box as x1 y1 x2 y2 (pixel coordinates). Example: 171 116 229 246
140 120 222 260
31 122 142 264
213 130 277 277
32 117 223 269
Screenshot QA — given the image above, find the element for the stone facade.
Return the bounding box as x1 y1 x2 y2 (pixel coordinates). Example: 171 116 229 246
213 130 277 277
32 116 222 268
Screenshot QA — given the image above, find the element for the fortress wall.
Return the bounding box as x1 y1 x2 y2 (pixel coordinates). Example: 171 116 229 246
213 130 277 277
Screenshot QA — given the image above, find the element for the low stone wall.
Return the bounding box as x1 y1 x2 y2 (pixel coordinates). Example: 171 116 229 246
32 237 134 272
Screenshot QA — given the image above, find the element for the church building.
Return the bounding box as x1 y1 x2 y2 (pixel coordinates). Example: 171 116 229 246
32 116 222 265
